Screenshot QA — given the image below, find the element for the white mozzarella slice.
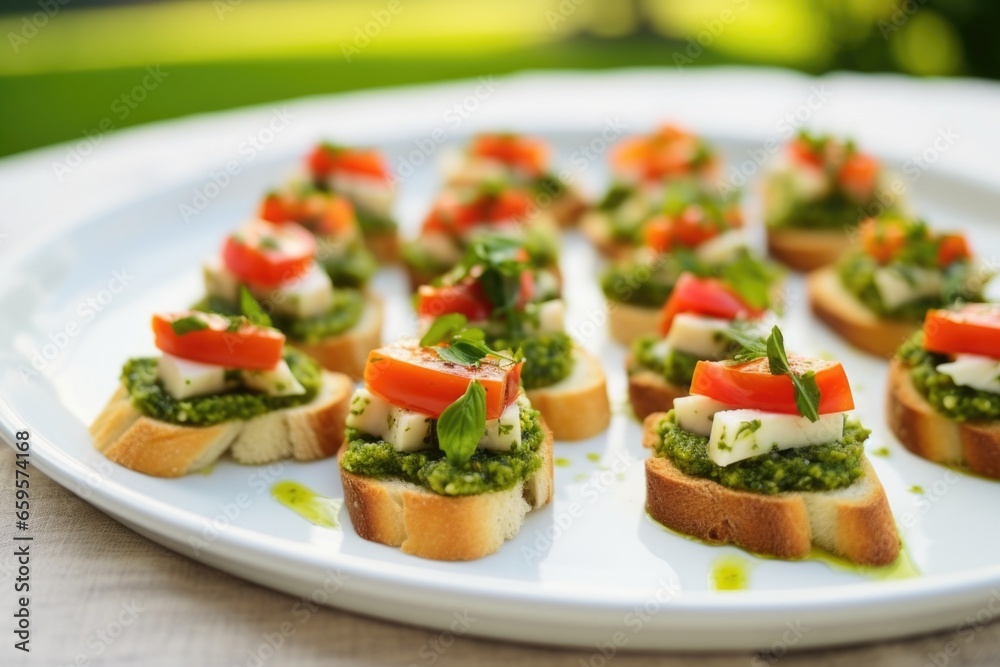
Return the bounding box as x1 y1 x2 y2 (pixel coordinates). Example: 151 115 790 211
386 405 434 452
937 355 1000 395
345 388 390 437
329 173 394 218
267 262 334 319
873 267 942 310
665 313 732 359
673 394 738 436
708 409 846 467
241 360 306 397
535 299 565 334
695 229 747 265
203 259 241 303
157 354 227 400
479 399 523 452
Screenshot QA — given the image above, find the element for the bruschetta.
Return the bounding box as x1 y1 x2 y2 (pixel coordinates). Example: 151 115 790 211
808 216 988 358
763 131 906 271
583 124 721 257
887 304 1000 479
259 187 377 288
401 182 560 289
442 133 586 227
414 238 610 441
90 310 353 477
643 326 899 565
339 337 554 560
197 219 383 379
628 273 769 420
306 142 398 263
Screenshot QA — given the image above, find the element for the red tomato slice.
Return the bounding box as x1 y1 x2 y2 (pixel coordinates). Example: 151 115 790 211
612 125 704 182
416 281 494 321
421 189 532 235
838 153 879 202
936 233 971 267
924 305 1000 359
259 193 298 224
260 192 356 238
788 137 824 168
643 216 673 253
471 134 547 176
152 312 285 371
860 218 906 264
690 356 855 415
308 144 389 182
659 273 764 335
222 221 315 289
364 340 522 420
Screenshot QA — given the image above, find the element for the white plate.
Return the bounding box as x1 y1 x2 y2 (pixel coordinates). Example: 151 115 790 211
3 70 1000 652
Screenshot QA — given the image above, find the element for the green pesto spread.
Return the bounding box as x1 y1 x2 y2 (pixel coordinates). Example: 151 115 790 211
898 333 1000 421
494 331 574 390
838 252 983 321
318 237 376 288
652 411 868 494
354 207 397 235
122 348 321 427
631 337 701 387
340 403 545 496
195 289 364 344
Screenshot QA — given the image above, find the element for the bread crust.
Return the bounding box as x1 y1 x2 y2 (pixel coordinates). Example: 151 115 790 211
525 346 610 441
608 300 661 345
90 370 353 477
580 211 634 260
807 266 918 358
547 189 588 228
627 364 688 421
886 358 1000 479
642 413 900 565
363 230 399 264
766 227 853 272
292 295 383 379
339 421 554 560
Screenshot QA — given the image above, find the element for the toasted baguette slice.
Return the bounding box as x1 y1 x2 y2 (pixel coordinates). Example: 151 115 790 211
808 266 918 358
642 413 900 565
293 295 383 380
339 421 554 561
626 358 688 421
886 358 1000 479
525 346 610 441
547 189 588 228
90 371 353 477
363 230 399 264
766 227 853 272
608 300 661 346
580 211 634 260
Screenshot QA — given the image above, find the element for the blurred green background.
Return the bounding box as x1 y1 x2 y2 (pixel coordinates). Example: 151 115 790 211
1 0 997 158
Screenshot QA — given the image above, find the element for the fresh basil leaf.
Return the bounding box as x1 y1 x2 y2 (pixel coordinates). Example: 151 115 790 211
436 338 490 366
721 254 774 310
239 286 272 328
170 315 209 336
437 380 486 466
419 313 468 348
727 324 767 363
765 325 821 422
792 371 821 423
